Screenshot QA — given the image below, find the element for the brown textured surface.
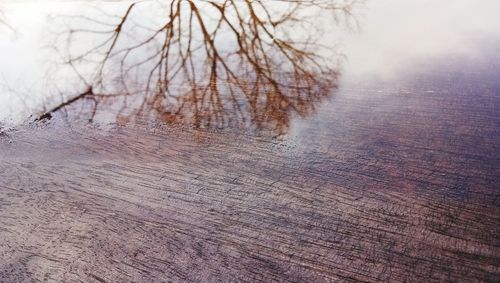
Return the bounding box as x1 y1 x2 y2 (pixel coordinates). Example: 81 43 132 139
1 61 500 282
1 1 500 279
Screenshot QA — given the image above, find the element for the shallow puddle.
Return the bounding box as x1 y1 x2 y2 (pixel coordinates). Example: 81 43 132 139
1 1 499 282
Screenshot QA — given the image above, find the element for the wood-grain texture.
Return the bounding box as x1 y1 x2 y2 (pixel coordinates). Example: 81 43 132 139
1 52 500 282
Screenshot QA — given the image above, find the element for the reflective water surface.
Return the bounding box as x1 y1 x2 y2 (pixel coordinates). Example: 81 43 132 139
1 1 500 282
1 0 499 136
1 0 357 135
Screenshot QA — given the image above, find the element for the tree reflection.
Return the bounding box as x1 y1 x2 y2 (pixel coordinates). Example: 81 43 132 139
46 0 360 135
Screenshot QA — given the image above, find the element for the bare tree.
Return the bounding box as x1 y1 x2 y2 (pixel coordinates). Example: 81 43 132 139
43 0 361 135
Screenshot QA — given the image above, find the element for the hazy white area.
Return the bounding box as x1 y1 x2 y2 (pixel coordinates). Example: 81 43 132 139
338 0 500 79
1 0 500 126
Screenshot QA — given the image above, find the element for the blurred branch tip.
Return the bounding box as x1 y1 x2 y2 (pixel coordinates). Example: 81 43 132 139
0 6 18 35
